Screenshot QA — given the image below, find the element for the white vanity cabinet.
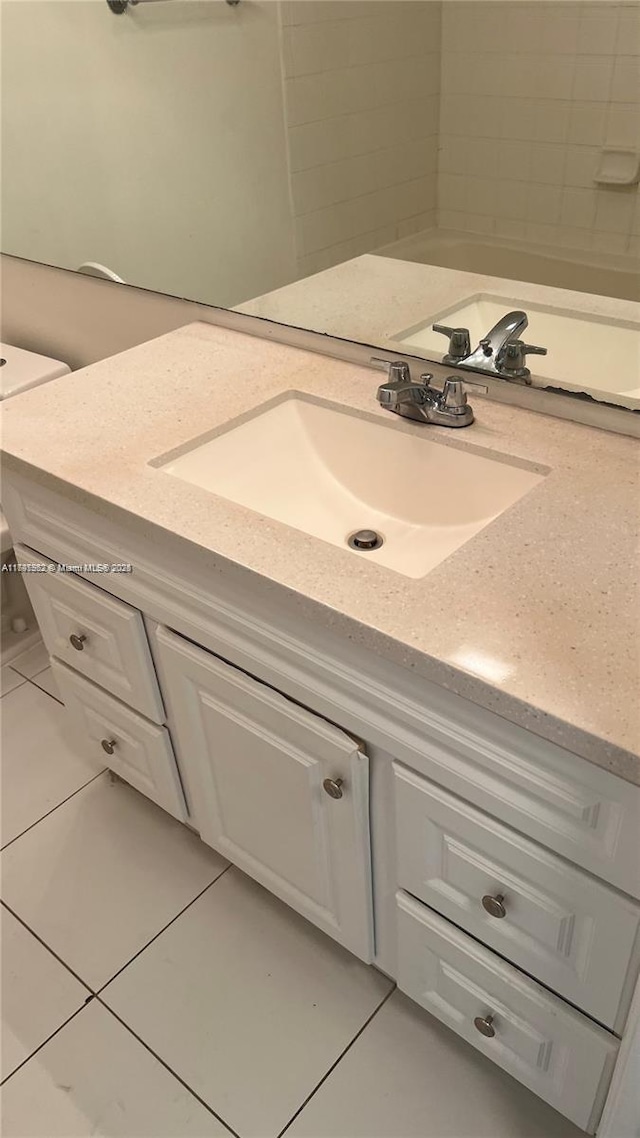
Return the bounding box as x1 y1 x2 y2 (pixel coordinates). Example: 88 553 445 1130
7 471 640 1137
152 625 373 963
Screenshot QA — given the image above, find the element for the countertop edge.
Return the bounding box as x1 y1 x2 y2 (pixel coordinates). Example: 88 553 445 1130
5 453 638 786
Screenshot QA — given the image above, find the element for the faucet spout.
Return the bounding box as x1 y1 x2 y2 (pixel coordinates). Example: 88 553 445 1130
376 380 428 408
454 309 533 380
433 308 546 386
476 310 528 361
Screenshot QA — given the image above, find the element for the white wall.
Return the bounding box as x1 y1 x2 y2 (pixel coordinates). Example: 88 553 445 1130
1 0 298 307
437 0 640 259
280 0 441 277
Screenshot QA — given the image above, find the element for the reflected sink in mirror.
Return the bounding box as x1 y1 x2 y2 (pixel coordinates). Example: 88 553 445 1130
394 296 640 409
154 397 545 579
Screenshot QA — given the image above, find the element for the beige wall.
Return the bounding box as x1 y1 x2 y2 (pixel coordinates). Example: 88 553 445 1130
279 0 441 276
437 0 640 258
1 0 298 308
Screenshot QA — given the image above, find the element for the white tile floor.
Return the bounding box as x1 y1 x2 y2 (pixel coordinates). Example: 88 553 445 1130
1 644 585 1138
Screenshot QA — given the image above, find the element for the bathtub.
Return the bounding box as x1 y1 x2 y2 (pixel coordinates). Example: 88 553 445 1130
377 228 639 303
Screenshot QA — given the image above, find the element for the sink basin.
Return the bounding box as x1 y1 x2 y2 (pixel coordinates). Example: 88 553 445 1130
394 294 640 406
155 396 544 579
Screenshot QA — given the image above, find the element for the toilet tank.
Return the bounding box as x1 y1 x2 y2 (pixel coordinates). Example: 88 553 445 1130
0 342 70 401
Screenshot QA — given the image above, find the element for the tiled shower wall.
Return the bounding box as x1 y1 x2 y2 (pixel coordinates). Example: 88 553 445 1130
280 1 441 276
438 1 640 258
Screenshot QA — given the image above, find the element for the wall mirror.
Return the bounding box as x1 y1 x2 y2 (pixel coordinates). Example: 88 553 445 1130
2 0 639 412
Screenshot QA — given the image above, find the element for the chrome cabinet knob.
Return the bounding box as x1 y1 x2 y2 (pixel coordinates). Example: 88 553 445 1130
323 777 344 800
482 893 507 919
101 738 117 755
474 1014 496 1038
69 633 87 651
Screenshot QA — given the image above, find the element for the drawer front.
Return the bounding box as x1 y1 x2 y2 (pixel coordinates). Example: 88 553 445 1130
397 892 618 1133
16 544 164 723
51 660 187 822
394 762 640 1031
154 625 373 962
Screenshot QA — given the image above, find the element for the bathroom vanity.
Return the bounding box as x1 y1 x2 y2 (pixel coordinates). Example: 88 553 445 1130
2 322 639 1136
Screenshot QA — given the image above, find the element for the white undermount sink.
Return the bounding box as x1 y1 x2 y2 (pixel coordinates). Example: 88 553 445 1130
154 396 544 579
394 295 640 406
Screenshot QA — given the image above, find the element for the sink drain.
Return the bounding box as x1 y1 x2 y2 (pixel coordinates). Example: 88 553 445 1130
347 529 384 552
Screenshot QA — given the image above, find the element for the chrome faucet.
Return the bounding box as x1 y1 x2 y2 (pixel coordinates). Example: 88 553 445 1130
371 359 487 428
433 310 547 384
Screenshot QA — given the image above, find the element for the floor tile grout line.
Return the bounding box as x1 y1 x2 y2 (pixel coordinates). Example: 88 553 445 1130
9 660 50 682
276 983 397 1138
2 864 231 1001
95 863 232 996
95 999 241 1138
1 900 95 994
0 768 107 853
0 1000 92 1088
1 671 28 697
27 674 64 705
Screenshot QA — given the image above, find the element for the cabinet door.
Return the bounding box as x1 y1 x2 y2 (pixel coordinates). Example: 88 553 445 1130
154 626 373 961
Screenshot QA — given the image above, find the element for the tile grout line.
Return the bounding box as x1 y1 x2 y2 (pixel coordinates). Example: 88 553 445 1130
95 863 232 996
0 999 92 1088
1 867 232 1092
0 671 27 697
276 982 397 1138
9 655 50 682
27 673 64 706
10 666 49 682
2 863 231 1002
1 900 95 995
0 769 106 853
95 999 241 1138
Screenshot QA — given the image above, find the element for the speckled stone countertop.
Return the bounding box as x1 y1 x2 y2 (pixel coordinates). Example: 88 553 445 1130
2 322 639 782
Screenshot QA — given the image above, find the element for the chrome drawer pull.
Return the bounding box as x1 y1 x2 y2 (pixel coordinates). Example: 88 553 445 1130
323 777 344 800
69 633 87 651
101 738 117 755
474 1014 496 1038
482 893 506 919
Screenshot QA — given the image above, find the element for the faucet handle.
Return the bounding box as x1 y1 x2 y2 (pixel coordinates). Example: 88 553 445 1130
501 340 547 377
432 324 471 361
440 377 489 410
370 357 411 382
520 343 547 357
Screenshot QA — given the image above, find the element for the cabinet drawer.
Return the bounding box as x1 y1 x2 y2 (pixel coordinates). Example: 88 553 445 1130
16 545 164 722
51 660 187 822
397 892 617 1133
394 762 640 1031
153 625 373 962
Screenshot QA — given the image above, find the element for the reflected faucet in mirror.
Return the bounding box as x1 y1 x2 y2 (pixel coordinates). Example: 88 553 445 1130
433 311 548 385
